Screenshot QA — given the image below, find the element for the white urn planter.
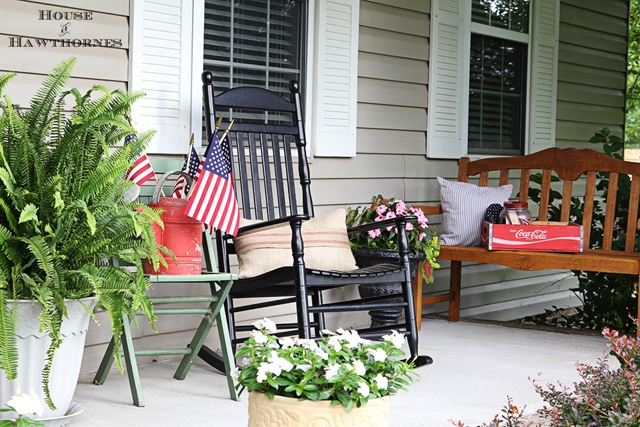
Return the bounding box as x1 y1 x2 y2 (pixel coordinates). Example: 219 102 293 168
0 297 96 420
247 392 391 427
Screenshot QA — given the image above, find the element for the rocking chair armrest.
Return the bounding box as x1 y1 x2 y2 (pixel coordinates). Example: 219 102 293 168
347 215 417 235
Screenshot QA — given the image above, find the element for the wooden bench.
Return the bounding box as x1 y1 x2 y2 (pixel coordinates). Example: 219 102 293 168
413 147 640 333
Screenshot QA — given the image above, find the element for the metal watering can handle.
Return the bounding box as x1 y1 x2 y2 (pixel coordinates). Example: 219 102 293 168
151 170 194 204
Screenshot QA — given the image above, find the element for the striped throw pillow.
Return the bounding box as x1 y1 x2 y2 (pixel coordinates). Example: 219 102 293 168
233 209 358 278
437 177 513 247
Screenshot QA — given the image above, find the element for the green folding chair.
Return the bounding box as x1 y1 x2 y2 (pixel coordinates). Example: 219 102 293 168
93 228 238 406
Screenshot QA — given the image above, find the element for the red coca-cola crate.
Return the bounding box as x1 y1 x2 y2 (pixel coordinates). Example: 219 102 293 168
481 220 583 252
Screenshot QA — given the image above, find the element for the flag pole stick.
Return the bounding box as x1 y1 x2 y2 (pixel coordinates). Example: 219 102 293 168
185 133 195 165
218 119 235 145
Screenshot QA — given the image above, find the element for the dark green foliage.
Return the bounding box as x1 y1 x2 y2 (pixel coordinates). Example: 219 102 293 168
525 128 638 334
0 58 168 410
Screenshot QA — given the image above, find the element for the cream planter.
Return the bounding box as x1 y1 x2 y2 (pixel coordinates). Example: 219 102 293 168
0 298 96 420
247 392 391 427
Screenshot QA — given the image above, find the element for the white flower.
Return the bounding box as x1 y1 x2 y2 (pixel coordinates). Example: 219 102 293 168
273 356 294 372
279 336 296 348
313 348 329 361
382 330 406 349
251 330 268 344
374 374 388 390
327 335 342 352
325 363 341 380
256 362 270 383
230 366 241 381
368 348 388 362
297 339 319 350
253 317 277 333
353 360 366 376
7 390 44 417
297 363 312 372
337 328 362 348
357 382 370 397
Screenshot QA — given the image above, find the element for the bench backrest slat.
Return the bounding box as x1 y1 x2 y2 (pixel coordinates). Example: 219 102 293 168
582 171 597 248
539 169 552 218
628 177 640 252
457 147 640 255
603 173 619 251
518 169 530 203
561 180 574 223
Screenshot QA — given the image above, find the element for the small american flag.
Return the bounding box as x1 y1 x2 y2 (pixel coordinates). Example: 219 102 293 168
172 145 200 198
184 132 240 236
124 133 155 185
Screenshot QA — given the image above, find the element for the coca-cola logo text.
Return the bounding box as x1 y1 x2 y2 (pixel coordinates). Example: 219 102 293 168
514 229 548 240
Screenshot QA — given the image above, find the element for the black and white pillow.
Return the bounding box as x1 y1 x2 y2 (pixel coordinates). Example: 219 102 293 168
437 177 513 247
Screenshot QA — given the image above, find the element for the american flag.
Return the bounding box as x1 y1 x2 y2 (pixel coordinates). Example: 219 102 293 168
171 145 200 198
184 132 240 236
124 133 155 185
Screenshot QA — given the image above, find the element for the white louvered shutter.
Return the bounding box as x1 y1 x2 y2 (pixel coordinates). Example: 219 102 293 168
129 0 200 154
427 0 469 159
528 0 559 153
311 0 359 157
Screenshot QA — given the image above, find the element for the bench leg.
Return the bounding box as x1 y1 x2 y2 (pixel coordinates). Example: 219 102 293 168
449 260 462 322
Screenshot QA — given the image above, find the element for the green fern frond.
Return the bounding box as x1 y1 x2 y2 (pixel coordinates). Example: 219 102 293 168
0 72 16 94
0 290 17 380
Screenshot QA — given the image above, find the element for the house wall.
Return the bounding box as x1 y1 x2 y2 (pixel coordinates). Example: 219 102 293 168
1 0 629 377
556 0 629 147
0 0 130 104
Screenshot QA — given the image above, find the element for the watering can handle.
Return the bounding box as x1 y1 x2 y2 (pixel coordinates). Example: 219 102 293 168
151 170 194 204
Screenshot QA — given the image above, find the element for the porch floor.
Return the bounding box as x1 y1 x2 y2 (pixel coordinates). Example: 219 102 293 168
73 317 610 426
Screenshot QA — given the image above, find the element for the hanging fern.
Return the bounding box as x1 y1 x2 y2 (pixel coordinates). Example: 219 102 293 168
0 57 168 410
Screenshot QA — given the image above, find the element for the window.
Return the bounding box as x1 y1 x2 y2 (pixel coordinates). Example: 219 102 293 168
129 0 359 156
427 0 559 159
468 0 529 155
203 0 305 100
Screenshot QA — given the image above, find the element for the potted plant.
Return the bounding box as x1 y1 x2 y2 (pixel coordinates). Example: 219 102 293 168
345 195 440 326
234 318 417 426
0 58 167 419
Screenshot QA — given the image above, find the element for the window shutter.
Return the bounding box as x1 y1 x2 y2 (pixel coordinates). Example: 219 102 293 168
129 0 202 154
528 0 559 153
427 0 470 159
311 0 359 157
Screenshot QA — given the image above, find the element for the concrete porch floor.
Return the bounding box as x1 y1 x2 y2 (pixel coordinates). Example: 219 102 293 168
72 317 611 427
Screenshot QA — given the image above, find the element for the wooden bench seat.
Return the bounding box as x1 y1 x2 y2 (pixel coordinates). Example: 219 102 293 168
413 147 640 334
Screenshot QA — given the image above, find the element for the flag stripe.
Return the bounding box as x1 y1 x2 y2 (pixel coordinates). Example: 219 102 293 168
126 154 155 185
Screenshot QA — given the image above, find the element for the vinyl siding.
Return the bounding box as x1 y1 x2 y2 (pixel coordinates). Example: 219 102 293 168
0 0 129 104
555 0 629 146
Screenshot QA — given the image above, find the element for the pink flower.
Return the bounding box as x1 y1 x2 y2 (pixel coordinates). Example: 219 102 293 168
395 200 408 215
376 205 388 216
406 222 414 231
368 229 381 238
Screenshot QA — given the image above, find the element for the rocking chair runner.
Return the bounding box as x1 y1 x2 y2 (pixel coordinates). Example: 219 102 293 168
202 71 431 365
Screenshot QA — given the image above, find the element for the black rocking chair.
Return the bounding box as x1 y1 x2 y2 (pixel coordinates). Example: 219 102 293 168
201 71 431 366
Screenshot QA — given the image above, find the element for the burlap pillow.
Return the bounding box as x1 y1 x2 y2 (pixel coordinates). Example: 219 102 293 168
233 209 358 278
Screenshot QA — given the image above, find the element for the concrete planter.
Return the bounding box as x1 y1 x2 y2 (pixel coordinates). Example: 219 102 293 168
247 392 391 427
